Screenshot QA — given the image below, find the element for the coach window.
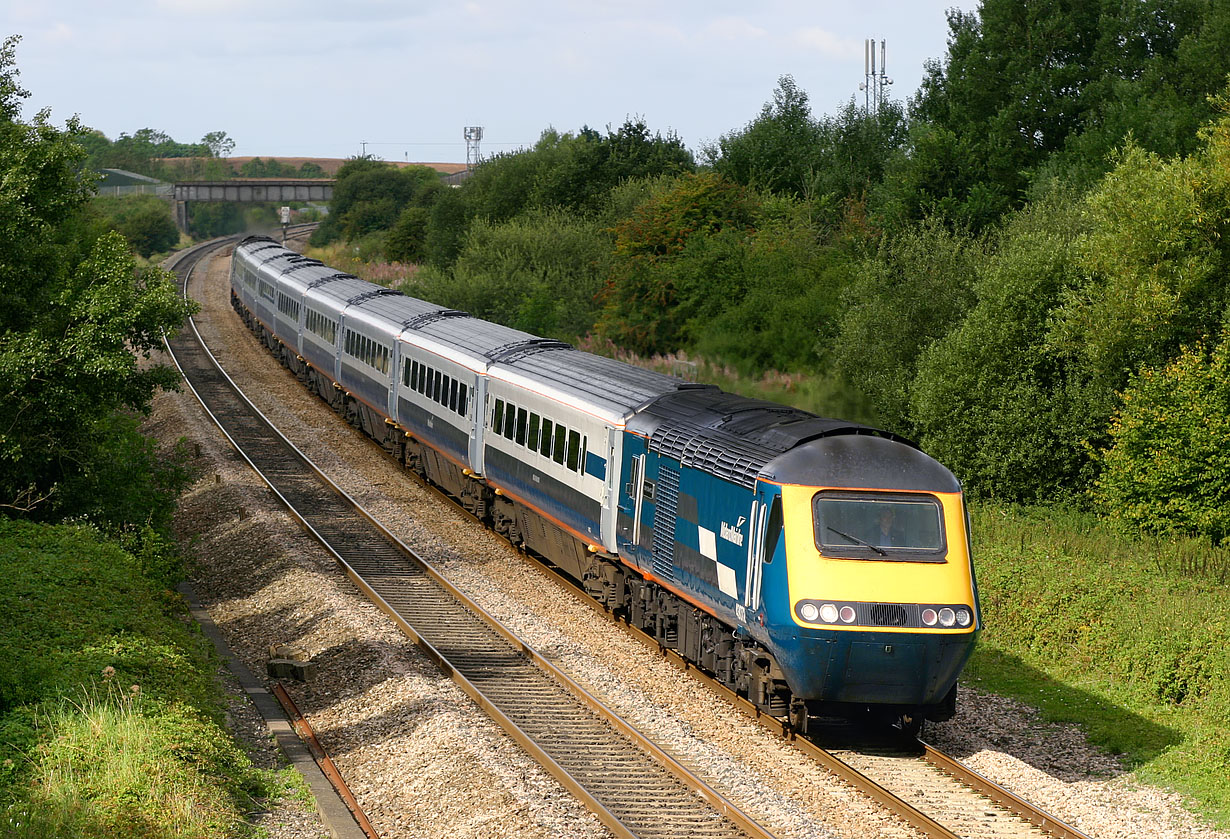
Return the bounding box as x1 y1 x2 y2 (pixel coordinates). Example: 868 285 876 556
566 430 582 472
553 426 567 465
515 408 528 446
504 404 517 439
540 419 554 457
493 399 505 431
527 413 540 449
458 383 468 417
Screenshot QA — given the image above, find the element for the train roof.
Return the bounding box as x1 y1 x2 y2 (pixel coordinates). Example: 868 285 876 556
761 433 961 492
345 290 445 328
495 348 685 423
388 303 685 419
627 387 932 490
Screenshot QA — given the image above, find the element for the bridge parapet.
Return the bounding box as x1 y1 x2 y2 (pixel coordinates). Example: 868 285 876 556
172 178 333 231
173 179 334 202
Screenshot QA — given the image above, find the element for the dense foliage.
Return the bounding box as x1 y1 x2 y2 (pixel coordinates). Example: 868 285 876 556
1095 337 1230 543
91 194 180 257
0 34 194 531
309 157 442 246
304 3 1230 546
1 40 295 835
911 0 1230 224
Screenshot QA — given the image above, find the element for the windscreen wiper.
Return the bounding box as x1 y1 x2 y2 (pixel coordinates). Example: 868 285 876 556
826 526 887 556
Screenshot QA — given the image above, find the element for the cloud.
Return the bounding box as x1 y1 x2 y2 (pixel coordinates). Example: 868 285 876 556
791 26 861 59
153 0 248 13
702 16 768 42
46 22 74 43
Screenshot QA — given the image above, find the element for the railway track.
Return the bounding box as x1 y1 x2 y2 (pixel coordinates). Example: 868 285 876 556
166 236 1097 839
164 238 774 839
506 531 1095 839
478 470 1097 839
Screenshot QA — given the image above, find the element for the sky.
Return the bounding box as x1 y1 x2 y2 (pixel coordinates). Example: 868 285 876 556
2 1 980 164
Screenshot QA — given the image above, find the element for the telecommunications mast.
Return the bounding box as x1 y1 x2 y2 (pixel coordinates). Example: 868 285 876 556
464 126 483 170
858 39 893 114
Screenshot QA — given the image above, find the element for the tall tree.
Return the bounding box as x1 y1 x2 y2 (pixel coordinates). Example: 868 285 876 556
704 75 822 197
0 36 194 518
201 129 234 158
912 0 1230 222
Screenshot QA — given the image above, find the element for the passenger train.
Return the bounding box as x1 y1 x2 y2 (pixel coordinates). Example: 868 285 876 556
230 235 980 732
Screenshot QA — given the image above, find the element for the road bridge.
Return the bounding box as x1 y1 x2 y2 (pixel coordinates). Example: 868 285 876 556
172 178 334 229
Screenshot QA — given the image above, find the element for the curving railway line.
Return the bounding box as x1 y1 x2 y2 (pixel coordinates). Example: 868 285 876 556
164 235 1095 839
165 237 772 839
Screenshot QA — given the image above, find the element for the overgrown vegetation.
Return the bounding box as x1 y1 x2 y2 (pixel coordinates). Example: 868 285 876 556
1 36 302 835
966 504 1230 826
0 520 301 838
90 195 182 257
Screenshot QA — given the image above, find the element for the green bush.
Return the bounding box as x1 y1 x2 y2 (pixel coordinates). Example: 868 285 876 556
678 212 856 373
384 205 430 263
597 172 757 355
410 210 610 339
834 218 983 433
0 520 208 714
89 195 179 258
423 186 469 267
310 158 441 246
908 192 1100 499
1049 142 1226 390
53 412 196 539
1095 334 1230 544
188 202 243 238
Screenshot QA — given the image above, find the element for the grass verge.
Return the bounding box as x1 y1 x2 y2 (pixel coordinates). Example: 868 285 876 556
0 518 305 838
966 504 1230 828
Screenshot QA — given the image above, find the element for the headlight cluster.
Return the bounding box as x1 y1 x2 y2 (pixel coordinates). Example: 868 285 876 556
920 606 973 627
794 600 974 628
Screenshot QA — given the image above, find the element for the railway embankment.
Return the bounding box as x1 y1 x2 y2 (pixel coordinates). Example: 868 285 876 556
0 518 315 836
949 504 1230 828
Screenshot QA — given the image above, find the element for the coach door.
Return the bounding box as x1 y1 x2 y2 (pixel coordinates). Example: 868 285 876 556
743 488 776 616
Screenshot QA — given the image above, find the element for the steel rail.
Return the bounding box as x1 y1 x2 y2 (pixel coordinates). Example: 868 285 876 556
272 684 382 839
164 239 776 839
921 743 1094 839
